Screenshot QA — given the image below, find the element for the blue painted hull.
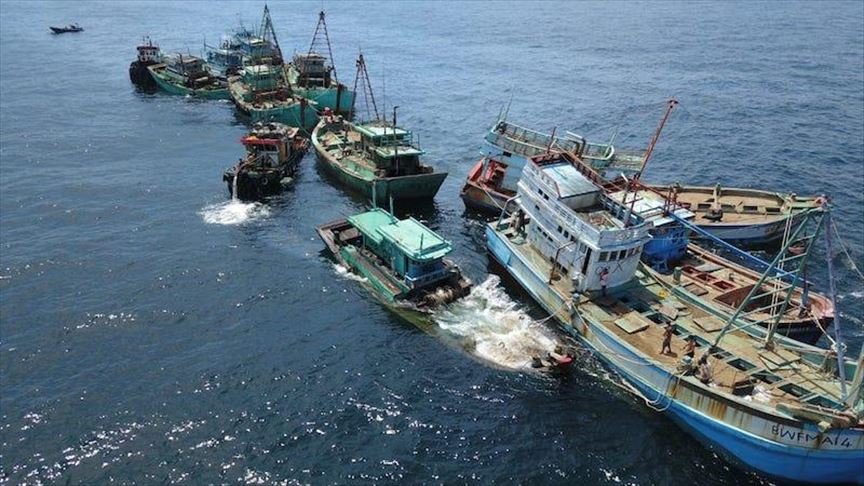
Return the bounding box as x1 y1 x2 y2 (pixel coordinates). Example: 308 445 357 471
485 225 864 484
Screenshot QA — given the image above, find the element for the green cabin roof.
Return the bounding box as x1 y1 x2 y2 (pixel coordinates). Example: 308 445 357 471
348 208 452 262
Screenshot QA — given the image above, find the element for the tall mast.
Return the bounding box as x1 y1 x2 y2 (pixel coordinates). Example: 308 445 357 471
302 11 338 87
636 98 678 180
823 206 848 399
351 53 379 122
258 4 282 63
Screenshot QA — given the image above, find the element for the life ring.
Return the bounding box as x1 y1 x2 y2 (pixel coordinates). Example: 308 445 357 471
261 176 269 186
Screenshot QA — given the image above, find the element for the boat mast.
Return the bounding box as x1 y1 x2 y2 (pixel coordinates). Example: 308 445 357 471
635 98 678 180
351 53 380 122
258 4 282 63
303 11 338 87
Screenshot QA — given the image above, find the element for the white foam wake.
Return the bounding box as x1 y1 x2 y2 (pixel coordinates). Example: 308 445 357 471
333 263 368 283
200 200 271 225
433 275 563 370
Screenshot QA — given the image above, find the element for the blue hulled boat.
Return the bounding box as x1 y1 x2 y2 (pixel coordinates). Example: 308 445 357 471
485 151 864 484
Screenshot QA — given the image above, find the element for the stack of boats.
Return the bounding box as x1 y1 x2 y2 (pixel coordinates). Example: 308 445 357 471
126 7 863 483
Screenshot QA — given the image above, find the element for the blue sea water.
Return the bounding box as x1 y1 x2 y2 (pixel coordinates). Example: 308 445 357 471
1 1 863 484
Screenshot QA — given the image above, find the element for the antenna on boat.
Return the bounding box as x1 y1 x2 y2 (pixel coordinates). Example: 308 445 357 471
302 10 338 86
503 93 513 122
635 98 678 180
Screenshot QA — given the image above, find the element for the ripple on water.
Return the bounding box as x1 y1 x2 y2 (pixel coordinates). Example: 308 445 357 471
199 200 271 225
434 275 564 370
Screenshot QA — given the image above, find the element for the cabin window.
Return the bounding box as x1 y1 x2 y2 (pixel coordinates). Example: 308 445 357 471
743 205 758 212
564 230 570 239
557 225 563 234
599 252 608 262
618 250 627 260
543 194 549 201
766 207 781 214
535 204 540 211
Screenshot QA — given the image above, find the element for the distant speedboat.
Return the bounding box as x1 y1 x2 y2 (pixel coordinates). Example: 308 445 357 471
50 24 83 34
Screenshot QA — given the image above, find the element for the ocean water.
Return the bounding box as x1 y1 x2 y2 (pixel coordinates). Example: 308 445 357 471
1 1 863 484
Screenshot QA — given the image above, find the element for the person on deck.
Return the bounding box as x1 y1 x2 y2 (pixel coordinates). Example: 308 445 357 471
697 354 713 384
599 268 610 296
661 323 674 355
682 336 697 358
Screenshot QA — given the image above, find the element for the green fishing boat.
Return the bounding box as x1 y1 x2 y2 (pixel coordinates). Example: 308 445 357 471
225 5 319 131
317 208 471 321
311 54 447 205
147 54 229 100
228 64 319 131
285 11 354 115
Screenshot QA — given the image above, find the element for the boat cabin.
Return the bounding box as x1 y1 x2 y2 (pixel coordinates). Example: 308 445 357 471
516 154 651 292
606 189 695 272
241 123 300 167
354 123 426 176
293 52 332 87
241 65 283 93
136 38 160 63
347 209 454 289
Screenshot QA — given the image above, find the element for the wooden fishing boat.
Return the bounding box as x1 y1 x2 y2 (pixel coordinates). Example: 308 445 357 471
128 37 161 88
228 65 318 131
311 54 445 205
147 54 229 100
312 111 447 205
205 6 282 79
222 123 309 200
603 186 834 344
468 112 822 247
50 24 83 34
285 11 354 115
486 152 864 484
317 208 471 318
646 183 822 246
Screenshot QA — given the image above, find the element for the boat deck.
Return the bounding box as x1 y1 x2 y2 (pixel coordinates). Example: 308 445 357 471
500 225 851 416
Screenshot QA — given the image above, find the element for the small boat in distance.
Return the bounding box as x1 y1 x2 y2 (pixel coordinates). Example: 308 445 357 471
286 11 354 115
311 55 447 205
50 24 83 34
317 208 472 318
147 54 229 100
128 37 161 88
223 123 309 200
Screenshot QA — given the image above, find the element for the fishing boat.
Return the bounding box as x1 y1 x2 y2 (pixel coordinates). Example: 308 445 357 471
485 151 864 483
222 123 309 200
317 208 472 319
311 55 447 205
147 54 229 100
646 183 822 246
204 34 244 79
286 11 354 115
228 64 318 130
468 108 823 247
603 186 834 345
226 6 319 131
50 24 83 34
461 118 645 215
128 37 161 88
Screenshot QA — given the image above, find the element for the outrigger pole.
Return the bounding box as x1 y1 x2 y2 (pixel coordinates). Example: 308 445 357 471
351 53 380 122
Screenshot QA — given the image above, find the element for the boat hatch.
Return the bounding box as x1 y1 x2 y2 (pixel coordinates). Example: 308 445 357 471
779 383 809 398
727 357 757 372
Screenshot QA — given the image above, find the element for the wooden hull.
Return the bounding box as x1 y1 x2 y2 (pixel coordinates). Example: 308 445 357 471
645 244 834 345
312 120 446 204
227 78 319 131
